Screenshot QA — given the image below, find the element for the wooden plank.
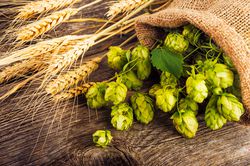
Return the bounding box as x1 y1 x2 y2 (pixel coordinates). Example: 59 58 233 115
0 1 250 166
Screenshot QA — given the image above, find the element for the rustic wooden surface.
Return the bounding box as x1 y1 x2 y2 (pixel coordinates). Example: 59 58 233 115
0 1 250 166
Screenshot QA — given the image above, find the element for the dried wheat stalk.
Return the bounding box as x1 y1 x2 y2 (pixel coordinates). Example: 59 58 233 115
16 0 80 20
0 58 45 84
107 0 148 18
46 56 102 95
17 8 78 41
53 82 95 101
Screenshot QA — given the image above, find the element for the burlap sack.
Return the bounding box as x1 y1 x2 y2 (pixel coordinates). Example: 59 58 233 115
135 0 250 123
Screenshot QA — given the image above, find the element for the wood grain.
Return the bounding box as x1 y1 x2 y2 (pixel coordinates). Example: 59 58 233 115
0 1 250 166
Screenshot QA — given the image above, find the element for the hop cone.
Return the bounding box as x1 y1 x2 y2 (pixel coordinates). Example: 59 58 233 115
217 93 245 121
131 45 151 80
179 97 199 115
149 84 162 98
205 62 234 89
107 46 127 70
111 103 133 130
155 87 178 112
131 93 154 124
117 71 143 90
164 32 189 53
160 71 178 87
186 74 208 103
93 130 113 148
182 24 201 46
104 81 127 105
205 95 227 130
171 109 198 138
86 82 107 109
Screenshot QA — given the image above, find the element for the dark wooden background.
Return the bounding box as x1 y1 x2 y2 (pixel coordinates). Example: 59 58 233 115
0 0 250 165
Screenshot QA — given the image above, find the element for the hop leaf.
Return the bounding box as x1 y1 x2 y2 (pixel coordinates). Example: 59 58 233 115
164 32 189 53
160 71 178 87
223 54 234 68
186 74 208 103
179 97 199 115
131 45 151 80
131 93 154 124
93 130 113 148
155 87 178 112
104 81 127 105
107 46 128 70
117 71 143 90
217 93 245 122
151 46 183 78
171 109 198 138
205 95 227 130
149 84 162 98
205 61 234 89
111 103 133 130
86 82 107 109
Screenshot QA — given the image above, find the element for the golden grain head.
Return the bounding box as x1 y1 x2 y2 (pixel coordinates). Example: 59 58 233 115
107 0 147 18
17 8 78 41
46 56 101 96
16 0 80 20
53 82 96 101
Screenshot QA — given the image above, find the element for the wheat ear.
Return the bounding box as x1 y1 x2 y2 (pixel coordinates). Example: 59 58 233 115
17 8 78 41
0 35 87 66
107 0 148 18
53 82 95 101
16 0 81 20
47 37 96 75
46 56 102 95
0 58 45 84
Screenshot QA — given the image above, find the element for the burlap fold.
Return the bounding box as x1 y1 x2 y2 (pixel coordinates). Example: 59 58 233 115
135 0 250 123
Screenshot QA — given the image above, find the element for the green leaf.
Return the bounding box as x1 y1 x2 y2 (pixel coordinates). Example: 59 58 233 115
151 46 183 78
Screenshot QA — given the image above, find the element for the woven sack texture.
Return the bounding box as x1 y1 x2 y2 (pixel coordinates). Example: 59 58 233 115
135 0 250 123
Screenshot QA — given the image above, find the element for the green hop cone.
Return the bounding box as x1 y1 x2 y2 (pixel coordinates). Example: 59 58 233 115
205 61 234 89
155 87 178 112
205 95 227 130
171 109 198 138
160 71 178 87
107 46 128 70
131 45 151 80
111 103 133 130
179 97 199 115
217 93 245 122
182 24 201 46
104 81 127 105
186 74 208 103
131 93 154 124
149 84 162 98
86 82 107 109
92 130 113 148
117 71 143 90
164 32 189 53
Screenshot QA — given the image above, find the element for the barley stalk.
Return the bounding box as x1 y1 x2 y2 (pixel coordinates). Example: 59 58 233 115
46 56 102 95
17 8 78 41
0 58 45 84
107 0 148 18
53 82 95 101
16 0 81 20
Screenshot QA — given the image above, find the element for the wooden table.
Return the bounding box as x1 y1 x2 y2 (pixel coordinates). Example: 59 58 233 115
0 1 250 165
